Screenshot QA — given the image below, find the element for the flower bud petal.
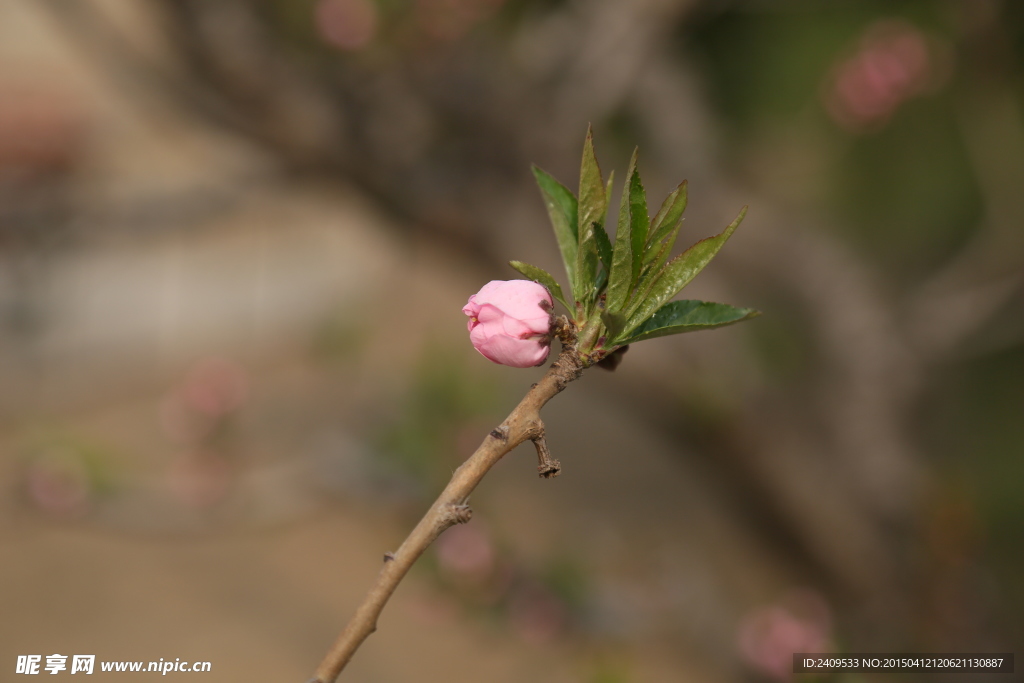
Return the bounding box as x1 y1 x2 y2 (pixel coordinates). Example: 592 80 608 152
463 280 553 368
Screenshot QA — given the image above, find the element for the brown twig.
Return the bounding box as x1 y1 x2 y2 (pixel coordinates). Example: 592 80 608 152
309 318 583 683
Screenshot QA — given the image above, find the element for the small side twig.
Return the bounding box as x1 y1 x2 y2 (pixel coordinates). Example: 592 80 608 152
309 319 582 683
531 428 561 478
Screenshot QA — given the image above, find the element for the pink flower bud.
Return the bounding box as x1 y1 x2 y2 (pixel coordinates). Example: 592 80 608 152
463 280 553 368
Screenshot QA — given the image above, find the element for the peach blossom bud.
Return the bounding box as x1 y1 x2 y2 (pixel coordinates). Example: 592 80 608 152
463 280 553 368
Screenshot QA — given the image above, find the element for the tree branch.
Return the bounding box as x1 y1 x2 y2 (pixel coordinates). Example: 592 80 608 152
309 319 583 682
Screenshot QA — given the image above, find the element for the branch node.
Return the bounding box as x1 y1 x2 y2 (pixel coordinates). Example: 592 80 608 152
442 503 473 526
554 315 577 346
383 552 395 563
489 425 509 443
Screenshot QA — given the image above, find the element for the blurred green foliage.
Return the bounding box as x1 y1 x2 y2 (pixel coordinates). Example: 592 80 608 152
688 0 1024 635
931 344 1024 612
687 2 988 277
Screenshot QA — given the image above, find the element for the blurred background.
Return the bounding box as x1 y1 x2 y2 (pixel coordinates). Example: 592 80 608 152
1 0 1021 681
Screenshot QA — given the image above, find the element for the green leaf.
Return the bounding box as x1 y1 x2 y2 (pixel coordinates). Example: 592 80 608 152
645 180 687 260
600 310 627 341
594 265 608 294
623 206 747 335
617 300 760 344
626 238 669 310
509 260 571 311
593 222 613 276
636 184 687 280
575 126 605 309
627 155 649 287
594 170 616 278
607 150 638 311
595 168 615 282
532 166 579 289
